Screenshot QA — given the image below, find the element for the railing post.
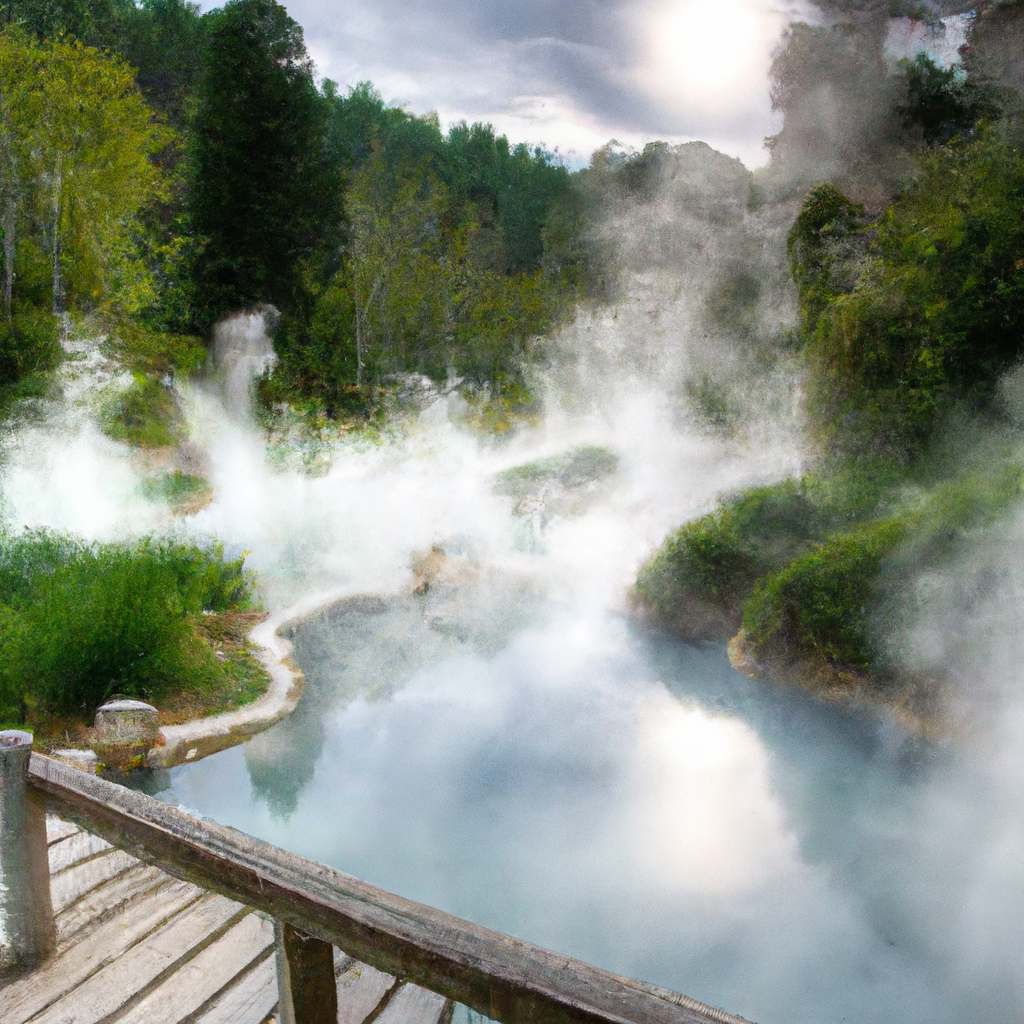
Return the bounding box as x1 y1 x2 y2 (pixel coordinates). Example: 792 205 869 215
0 731 55 975
275 919 339 1024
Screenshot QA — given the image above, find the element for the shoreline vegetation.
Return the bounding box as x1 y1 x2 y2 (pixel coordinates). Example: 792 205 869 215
634 0 1024 729
0 0 1022 743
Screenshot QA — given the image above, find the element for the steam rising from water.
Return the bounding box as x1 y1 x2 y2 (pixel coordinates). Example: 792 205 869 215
3 159 1024 1022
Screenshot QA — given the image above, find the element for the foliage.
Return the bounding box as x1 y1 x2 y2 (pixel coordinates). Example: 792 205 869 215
493 445 618 497
634 481 822 639
897 53 995 147
140 470 210 508
742 518 907 673
0 303 59 398
101 371 181 447
268 128 575 409
186 0 336 324
0 531 254 721
102 320 205 377
0 27 171 324
790 131 1024 459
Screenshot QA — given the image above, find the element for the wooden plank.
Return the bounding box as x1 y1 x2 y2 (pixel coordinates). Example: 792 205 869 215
47 815 80 845
29 755 754 1024
0 880 201 1024
375 985 448 1024
191 950 279 1024
29 895 248 1024
50 849 137 914
116 911 274 1024
276 921 338 1024
335 961 397 1024
48 830 112 873
55 865 171 948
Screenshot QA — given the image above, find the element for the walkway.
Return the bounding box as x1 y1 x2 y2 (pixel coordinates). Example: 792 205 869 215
1 816 453 1024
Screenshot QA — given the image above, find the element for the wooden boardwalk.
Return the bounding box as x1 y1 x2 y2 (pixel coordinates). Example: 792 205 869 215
0 816 453 1024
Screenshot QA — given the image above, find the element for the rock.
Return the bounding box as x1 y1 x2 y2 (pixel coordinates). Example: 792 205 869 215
92 699 160 769
727 629 764 681
49 749 99 774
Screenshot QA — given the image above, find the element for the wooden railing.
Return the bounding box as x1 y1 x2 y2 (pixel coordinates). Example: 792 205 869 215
0 732 755 1024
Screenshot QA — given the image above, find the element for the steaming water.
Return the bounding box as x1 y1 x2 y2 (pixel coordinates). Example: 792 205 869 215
4 313 1024 1023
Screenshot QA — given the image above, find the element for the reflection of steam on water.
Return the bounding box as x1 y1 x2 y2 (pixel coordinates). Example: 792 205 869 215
5 142 1024 1023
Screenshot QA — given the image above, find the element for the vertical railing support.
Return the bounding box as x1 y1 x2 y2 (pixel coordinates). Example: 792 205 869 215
0 731 55 975
275 919 339 1024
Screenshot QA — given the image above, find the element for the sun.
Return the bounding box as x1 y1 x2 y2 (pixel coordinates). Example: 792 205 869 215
646 0 775 108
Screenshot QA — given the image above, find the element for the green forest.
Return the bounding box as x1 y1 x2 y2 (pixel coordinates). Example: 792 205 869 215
0 0 597 734
3 0 1024 734
0 0 594 425
636 2 1024 723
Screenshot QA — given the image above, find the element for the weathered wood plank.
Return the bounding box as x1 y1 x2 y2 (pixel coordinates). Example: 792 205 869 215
55 865 172 949
29 895 247 1024
192 950 279 1024
335 960 397 1024
29 755 754 1024
50 848 137 914
276 921 338 1024
115 911 273 1024
46 815 79 846
0 881 200 1024
48 830 112 873
375 985 448 1024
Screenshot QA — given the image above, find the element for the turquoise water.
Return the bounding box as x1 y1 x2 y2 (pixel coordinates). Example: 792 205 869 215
148 579 1022 1024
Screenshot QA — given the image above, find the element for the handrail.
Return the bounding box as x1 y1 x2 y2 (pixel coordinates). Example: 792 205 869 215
18 751 754 1024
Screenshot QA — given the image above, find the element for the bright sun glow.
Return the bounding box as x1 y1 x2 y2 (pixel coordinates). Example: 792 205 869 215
645 0 776 109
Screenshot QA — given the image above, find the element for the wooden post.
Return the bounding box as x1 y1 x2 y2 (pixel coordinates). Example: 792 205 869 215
0 731 55 975
275 919 339 1024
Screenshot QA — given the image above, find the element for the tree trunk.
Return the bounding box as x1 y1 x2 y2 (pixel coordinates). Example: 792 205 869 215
51 153 63 316
3 196 15 323
0 123 15 324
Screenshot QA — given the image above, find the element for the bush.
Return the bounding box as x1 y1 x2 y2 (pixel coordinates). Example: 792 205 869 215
741 518 907 674
0 305 61 406
0 532 254 721
634 480 820 639
793 132 1024 459
103 322 206 378
102 371 182 447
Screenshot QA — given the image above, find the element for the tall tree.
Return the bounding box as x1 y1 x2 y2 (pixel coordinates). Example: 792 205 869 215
28 35 170 313
0 29 39 320
187 0 335 323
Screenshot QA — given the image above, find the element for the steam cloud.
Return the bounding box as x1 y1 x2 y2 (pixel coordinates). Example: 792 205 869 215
5 16 1024 1021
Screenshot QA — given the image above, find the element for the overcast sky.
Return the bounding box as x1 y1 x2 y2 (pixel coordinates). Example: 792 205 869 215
200 0 815 167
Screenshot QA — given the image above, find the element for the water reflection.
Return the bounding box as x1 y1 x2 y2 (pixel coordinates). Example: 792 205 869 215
152 575 1002 1024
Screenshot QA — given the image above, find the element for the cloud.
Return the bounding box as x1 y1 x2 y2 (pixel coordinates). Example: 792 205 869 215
197 0 810 166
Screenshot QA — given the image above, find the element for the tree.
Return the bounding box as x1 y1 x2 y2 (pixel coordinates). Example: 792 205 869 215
27 35 170 313
0 29 40 320
187 0 335 323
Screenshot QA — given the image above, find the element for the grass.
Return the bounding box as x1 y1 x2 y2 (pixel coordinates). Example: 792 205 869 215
493 445 619 498
0 531 258 725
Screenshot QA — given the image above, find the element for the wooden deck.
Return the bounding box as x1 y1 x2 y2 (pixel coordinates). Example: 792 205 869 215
0 815 453 1024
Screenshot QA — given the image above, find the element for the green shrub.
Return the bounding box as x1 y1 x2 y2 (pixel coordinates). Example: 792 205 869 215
634 480 820 639
741 518 907 674
0 532 254 720
0 305 61 407
103 322 206 378
141 471 211 509
102 371 182 447
793 132 1024 459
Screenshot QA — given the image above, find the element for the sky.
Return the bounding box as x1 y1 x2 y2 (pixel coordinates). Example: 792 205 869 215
199 0 814 168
